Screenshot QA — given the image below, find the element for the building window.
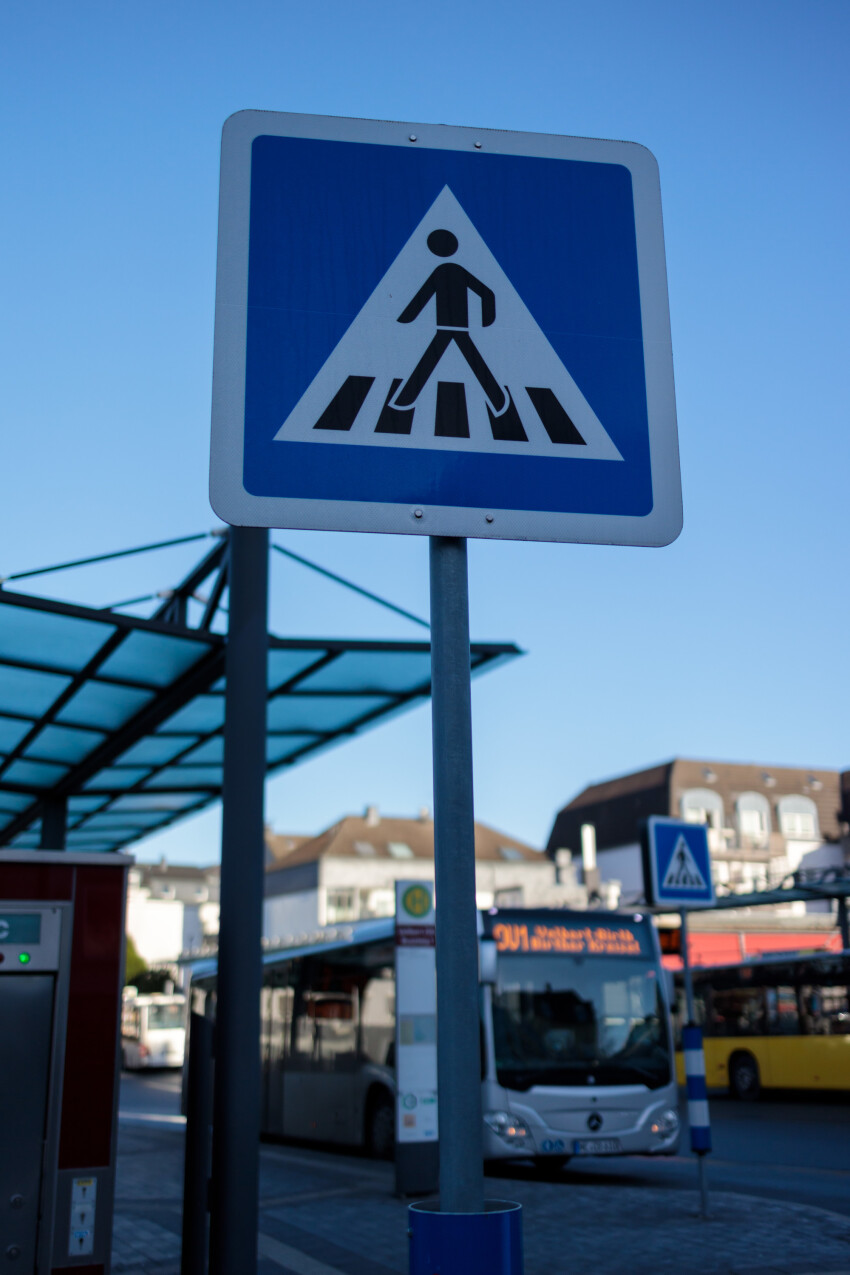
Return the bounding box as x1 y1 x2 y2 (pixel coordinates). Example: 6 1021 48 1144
776 796 819 841
680 788 724 829
360 888 395 918
736 792 771 848
326 888 358 923
353 841 376 857
498 846 524 861
387 841 414 859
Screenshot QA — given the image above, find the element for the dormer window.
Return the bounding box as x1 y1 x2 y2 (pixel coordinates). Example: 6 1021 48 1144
777 795 819 841
736 792 771 848
680 788 724 829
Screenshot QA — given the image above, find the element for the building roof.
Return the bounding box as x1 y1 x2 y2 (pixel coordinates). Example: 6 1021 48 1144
133 861 219 885
265 807 542 870
547 757 843 856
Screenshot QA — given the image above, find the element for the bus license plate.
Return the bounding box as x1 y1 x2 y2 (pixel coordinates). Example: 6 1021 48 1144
573 1138 622 1155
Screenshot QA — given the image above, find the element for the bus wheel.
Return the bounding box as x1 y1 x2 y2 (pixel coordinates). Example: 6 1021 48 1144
729 1051 760 1101
366 1091 394 1159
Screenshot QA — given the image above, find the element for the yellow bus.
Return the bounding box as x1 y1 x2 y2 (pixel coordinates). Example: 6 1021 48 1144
674 952 850 1098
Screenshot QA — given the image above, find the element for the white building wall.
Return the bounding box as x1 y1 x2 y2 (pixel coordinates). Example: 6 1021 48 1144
126 895 186 966
264 889 321 941
262 855 588 942
597 843 643 896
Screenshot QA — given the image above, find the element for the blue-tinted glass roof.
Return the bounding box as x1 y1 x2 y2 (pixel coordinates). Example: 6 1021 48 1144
0 586 521 856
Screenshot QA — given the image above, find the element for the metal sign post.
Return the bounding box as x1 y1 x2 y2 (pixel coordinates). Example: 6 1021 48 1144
429 536 484 1214
209 526 269 1275
679 909 711 1220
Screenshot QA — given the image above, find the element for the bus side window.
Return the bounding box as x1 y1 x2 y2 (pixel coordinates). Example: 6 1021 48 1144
710 987 765 1036
765 986 799 1035
801 984 850 1036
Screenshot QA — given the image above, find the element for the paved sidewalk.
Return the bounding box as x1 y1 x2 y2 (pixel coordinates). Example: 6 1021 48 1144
113 1118 850 1275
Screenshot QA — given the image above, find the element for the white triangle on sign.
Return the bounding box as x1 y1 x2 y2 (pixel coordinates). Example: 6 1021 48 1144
662 836 709 892
274 186 624 462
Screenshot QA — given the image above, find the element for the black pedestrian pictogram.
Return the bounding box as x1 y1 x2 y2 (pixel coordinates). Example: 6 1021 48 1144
393 229 506 416
276 186 624 459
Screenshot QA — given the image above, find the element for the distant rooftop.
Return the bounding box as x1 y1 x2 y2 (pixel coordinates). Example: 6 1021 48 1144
265 805 542 870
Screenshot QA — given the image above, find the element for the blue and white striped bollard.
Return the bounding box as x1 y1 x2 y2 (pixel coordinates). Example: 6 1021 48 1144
682 1023 711 1154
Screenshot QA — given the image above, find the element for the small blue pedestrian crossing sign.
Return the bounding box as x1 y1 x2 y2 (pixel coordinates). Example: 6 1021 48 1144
644 817 715 907
210 112 682 545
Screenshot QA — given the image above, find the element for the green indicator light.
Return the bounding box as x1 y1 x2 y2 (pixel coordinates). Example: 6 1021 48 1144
18 952 31 965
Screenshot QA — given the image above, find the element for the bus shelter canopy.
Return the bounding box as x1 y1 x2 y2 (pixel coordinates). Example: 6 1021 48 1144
0 586 519 855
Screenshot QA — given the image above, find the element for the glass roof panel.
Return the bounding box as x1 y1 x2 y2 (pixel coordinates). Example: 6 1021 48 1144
145 766 224 790
81 810 172 830
84 767 152 790
9 832 41 848
116 735 197 767
25 723 107 764
0 717 34 752
68 795 108 813
183 738 224 764
98 630 213 688
266 734 321 763
110 793 202 812
297 650 433 695
82 765 151 785
64 832 120 847
157 696 224 734
0 793 32 813
4 758 69 788
0 666 72 718
0 605 116 673
267 695 388 734
57 682 154 730
267 648 328 689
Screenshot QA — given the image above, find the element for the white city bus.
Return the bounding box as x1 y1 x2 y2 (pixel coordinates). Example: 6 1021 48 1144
121 989 187 1070
189 907 679 1164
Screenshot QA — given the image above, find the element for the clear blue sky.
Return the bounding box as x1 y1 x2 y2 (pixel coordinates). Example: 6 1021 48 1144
2 1 848 864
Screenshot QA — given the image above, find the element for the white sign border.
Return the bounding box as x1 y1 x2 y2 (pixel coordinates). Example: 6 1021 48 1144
210 110 682 546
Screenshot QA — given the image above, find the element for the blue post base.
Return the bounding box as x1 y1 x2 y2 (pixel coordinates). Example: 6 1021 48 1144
409 1200 523 1275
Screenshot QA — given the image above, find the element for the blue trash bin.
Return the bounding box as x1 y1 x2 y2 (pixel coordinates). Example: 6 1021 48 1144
409 1199 523 1274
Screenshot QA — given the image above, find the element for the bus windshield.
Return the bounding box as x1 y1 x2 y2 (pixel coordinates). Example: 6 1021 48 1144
147 1003 184 1031
492 954 670 1091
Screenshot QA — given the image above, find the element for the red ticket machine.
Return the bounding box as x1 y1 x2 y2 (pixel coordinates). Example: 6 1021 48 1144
0 851 130 1274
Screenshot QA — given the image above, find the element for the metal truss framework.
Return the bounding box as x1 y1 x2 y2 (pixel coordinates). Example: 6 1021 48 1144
0 531 521 855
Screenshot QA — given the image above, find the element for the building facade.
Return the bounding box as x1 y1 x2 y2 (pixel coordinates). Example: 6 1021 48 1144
126 860 220 969
546 759 848 961
263 806 596 944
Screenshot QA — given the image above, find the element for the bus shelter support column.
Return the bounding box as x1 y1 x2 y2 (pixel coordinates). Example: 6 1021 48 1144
428 537 485 1215
680 909 710 1220
209 526 269 1275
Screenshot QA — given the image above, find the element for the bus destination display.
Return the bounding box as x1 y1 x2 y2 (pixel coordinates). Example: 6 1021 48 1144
491 919 645 957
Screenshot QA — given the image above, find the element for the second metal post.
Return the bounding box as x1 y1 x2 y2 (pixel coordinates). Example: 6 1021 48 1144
429 536 484 1214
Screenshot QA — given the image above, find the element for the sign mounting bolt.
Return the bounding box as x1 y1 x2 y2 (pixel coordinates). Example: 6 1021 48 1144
414 509 423 519
485 514 494 523
474 141 482 149
408 134 417 142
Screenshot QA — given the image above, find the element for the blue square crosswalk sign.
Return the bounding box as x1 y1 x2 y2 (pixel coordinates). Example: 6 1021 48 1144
644 817 715 907
210 112 681 545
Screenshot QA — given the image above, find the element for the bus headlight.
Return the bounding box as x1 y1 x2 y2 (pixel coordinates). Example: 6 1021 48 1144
484 1110 531 1146
650 1108 680 1137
